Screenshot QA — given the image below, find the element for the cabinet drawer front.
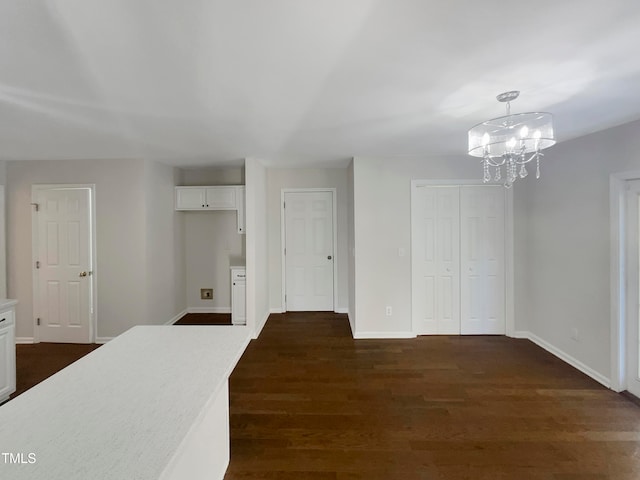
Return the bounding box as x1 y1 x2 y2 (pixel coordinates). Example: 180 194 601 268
0 309 14 327
231 270 246 281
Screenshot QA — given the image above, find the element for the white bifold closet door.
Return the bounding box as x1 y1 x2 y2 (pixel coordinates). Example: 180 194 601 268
412 185 505 335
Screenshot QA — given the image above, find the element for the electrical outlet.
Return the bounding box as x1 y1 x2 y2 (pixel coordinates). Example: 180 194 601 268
385 306 392 316
201 288 213 300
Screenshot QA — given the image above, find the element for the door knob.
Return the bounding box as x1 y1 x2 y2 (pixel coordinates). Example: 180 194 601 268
79 271 88 277
327 255 332 260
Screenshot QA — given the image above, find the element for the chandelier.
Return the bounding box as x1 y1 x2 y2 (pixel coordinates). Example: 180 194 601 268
468 91 555 187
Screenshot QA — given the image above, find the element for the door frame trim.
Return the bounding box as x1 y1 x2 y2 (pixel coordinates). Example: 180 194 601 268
610 171 640 392
410 180 514 336
280 188 338 312
31 184 97 344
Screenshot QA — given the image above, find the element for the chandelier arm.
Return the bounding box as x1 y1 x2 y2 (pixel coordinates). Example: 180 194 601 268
484 155 505 167
514 151 544 165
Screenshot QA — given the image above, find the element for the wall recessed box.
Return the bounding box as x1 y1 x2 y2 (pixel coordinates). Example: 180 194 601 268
175 185 245 234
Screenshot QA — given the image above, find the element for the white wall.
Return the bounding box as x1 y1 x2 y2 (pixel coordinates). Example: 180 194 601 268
179 167 245 311
266 167 349 312
513 180 532 333
7 159 148 340
351 155 523 337
181 168 244 186
144 160 186 324
6 158 186 341
184 211 244 310
245 158 269 337
522 119 640 383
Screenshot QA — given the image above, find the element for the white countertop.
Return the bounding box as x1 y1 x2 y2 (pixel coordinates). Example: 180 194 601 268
0 325 250 480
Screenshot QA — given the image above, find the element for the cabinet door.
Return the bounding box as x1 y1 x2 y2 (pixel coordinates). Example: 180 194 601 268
175 188 207 209
205 187 237 210
232 281 246 325
0 323 16 401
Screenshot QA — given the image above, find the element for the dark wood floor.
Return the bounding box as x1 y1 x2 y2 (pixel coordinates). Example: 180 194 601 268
8 313 228 400
174 312 232 325
226 312 640 479
11 342 101 399
8 312 640 478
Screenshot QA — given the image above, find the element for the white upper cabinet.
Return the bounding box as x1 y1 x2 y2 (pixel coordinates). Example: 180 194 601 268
175 186 246 234
175 186 237 210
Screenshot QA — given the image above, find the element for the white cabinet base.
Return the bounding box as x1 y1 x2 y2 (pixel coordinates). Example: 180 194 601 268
231 267 246 325
0 301 17 404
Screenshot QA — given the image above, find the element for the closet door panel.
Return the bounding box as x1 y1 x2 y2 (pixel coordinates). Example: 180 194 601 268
412 186 460 334
435 191 460 334
460 186 505 334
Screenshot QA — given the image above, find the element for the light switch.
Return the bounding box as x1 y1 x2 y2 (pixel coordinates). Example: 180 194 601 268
398 248 405 257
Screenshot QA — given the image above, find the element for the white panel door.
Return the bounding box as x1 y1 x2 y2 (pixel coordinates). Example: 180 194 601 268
460 186 505 334
35 187 93 343
284 191 334 311
626 179 640 397
411 186 460 334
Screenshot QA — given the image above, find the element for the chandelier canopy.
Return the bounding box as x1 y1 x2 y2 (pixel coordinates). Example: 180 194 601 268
468 91 555 187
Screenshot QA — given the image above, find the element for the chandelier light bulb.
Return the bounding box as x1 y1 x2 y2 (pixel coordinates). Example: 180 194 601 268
482 132 491 146
520 125 529 138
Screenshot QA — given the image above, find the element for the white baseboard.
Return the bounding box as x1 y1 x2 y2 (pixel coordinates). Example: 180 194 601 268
347 312 355 337
353 331 416 339
517 330 611 388
186 307 231 314
269 307 348 315
15 337 34 344
165 309 188 326
95 337 114 344
510 330 530 339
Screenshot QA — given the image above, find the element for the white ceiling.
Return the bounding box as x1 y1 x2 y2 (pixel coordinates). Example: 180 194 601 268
1 0 640 168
